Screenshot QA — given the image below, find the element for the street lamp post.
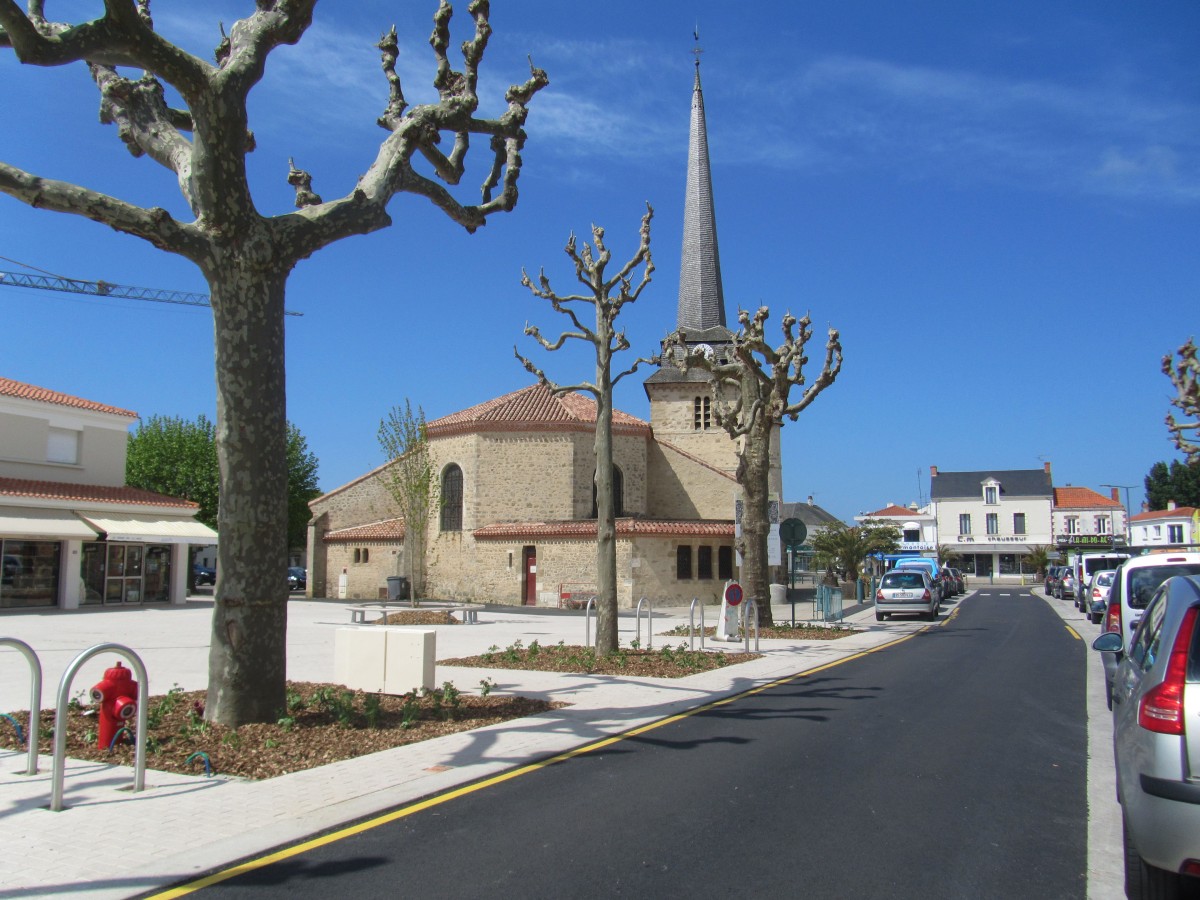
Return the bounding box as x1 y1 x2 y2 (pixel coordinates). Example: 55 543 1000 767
1101 483 1137 544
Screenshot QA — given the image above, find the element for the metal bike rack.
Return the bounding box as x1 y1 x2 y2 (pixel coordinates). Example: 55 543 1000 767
0 637 42 776
51 643 149 812
688 597 706 651
634 597 653 650
742 600 760 652
584 597 596 649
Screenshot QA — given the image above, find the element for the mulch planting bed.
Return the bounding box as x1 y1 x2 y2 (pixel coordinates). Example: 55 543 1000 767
0 680 557 780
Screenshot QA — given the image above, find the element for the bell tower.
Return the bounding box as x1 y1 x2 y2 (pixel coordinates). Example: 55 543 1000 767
645 40 737 476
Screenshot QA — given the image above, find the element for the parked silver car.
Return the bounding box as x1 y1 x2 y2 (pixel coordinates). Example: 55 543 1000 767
875 569 939 621
1092 575 1200 897
1082 569 1116 623
1056 569 1078 602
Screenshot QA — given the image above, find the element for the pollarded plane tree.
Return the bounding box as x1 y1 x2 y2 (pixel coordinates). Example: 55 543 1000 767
1165 338 1200 464
515 204 655 656
0 1 547 726
377 400 436 605
665 307 842 626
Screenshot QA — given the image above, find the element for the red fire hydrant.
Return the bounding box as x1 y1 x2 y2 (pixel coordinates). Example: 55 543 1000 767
90 661 138 749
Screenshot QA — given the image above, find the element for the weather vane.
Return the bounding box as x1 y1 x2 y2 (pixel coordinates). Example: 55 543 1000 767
692 25 703 67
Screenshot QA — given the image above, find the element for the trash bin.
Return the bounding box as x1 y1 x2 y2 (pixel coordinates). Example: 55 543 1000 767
385 576 409 602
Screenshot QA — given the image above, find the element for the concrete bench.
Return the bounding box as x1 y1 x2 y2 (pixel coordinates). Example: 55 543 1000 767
348 602 482 625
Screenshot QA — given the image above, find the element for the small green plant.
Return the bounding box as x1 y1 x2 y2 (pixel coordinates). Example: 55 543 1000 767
482 644 499 663
83 726 97 744
264 738 280 749
441 682 461 720
221 730 242 750
502 639 524 663
399 691 421 729
276 712 297 733
479 677 495 698
286 689 307 711
527 639 540 658
146 685 186 729
363 693 382 729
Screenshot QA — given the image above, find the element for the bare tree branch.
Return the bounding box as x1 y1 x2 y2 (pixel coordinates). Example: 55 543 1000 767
1165 338 1200 463
0 160 201 257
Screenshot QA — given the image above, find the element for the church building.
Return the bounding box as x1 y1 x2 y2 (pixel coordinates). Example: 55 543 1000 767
305 54 783 607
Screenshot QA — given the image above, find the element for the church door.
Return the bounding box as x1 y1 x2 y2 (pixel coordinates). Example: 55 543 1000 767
523 546 537 606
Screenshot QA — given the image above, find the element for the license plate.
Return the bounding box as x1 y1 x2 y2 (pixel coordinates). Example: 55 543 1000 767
894 592 912 599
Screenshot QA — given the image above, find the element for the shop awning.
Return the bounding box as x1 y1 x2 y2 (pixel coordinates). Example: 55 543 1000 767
77 513 217 544
0 506 98 539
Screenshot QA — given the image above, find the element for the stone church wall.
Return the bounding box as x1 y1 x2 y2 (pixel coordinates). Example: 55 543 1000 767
646 442 735 520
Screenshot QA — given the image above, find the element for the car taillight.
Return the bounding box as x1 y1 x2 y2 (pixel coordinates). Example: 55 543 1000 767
1092 588 1101 599
1138 607 1199 736
1104 601 1121 634
876 590 884 601
922 589 931 601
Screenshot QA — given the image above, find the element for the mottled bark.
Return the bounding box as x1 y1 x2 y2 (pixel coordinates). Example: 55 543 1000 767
205 254 289 724
1164 338 1200 463
665 307 843 627
517 205 654 656
0 2 546 726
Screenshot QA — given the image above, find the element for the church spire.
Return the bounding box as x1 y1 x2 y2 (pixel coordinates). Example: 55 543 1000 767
676 35 727 335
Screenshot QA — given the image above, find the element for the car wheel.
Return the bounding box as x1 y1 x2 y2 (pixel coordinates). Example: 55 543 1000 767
876 611 884 621
1124 812 1183 900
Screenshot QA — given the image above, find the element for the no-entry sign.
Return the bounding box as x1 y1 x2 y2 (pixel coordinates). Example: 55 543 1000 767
724 582 743 606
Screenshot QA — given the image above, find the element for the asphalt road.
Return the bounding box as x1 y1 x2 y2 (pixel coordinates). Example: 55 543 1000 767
185 588 1088 899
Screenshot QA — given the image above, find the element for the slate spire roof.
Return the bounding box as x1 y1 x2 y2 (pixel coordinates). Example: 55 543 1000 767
676 55 728 338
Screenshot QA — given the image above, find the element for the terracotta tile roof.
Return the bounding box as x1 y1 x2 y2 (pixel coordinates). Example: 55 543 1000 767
323 518 405 542
0 377 137 419
473 518 734 540
1130 506 1198 522
427 383 651 438
865 504 917 518
0 477 197 509
1053 487 1123 510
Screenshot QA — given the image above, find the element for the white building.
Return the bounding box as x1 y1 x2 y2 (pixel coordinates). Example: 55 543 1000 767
0 377 217 610
930 465 1054 581
1129 503 1199 549
856 503 937 554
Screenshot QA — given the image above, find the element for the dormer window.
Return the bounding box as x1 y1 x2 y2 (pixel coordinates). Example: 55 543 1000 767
983 481 999 505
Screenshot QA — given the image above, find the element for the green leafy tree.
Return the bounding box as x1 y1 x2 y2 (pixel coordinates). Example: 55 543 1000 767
935 544 959 566
126 415 219 528
126 415 320 553
1023 545 1052 580
377 401 435 604
810 521 900 583
1144 459 1200 510
0 4 547 726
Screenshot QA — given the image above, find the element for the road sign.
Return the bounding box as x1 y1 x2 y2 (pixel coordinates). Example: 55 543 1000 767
780 518 807 546
724 582 743 606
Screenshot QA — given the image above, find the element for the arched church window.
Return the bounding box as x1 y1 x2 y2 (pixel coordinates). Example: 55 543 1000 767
440 464 463 532
591 465 624 518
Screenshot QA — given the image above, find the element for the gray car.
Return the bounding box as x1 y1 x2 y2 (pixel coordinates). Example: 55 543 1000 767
875 569 939 621
1092 575 1200 897
1082 569 1116 624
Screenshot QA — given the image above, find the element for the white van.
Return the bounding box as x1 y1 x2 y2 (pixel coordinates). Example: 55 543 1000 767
1098 551 1200 706
1069 551 1131 612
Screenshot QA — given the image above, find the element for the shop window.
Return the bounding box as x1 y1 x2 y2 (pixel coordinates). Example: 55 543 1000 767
698 546 713 580
0 539 60 608
676 546 693 580
441 464 463 532
718 546 733 580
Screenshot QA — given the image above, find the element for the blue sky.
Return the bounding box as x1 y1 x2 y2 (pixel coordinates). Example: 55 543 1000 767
2 1 1197 522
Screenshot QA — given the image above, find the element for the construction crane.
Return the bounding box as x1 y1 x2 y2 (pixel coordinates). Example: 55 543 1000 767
0 268 303 316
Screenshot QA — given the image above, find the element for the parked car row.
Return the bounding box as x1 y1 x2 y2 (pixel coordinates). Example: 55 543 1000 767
874 557 965 622
1084 552 1200 897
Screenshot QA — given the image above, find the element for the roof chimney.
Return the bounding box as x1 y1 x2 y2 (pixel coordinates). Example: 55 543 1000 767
1111 488 1119 502
807 495 814 506
1043 461 1051 475
1168 500 1177 510
930 466 938 478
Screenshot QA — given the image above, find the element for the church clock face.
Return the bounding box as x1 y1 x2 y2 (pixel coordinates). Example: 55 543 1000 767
694 343 714 359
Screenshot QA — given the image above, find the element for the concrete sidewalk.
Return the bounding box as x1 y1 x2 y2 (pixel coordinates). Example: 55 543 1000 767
0 596 923 899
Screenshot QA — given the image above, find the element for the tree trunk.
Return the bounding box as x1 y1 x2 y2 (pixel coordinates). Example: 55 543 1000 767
204 257 289 726
594 360 619 655
739 415 775 627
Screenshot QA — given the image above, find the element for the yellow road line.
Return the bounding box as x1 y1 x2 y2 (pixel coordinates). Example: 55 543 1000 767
1064 624 1082 640
147 626 928 898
